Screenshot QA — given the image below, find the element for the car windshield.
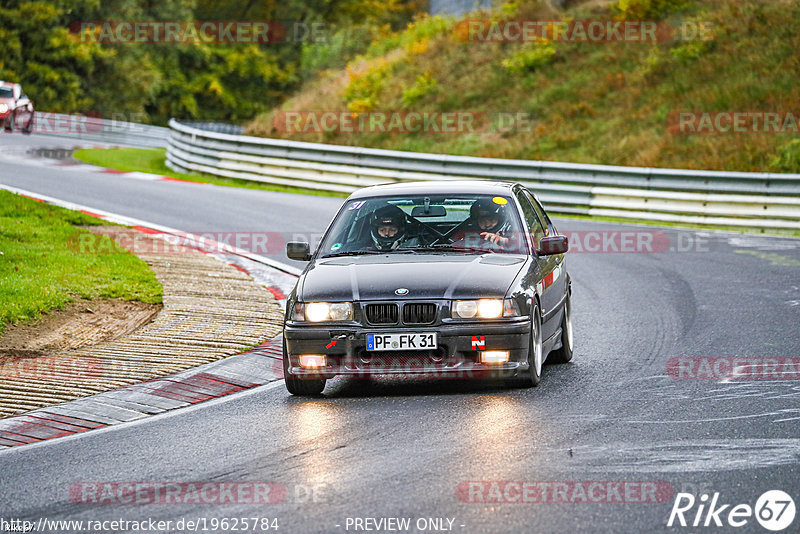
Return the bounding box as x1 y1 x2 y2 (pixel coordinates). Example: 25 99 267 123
0 88 13 98
319 194 528 256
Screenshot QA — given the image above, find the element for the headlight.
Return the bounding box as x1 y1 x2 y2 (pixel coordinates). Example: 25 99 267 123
294 302 353 322
452 299 520 319
0 104 8 113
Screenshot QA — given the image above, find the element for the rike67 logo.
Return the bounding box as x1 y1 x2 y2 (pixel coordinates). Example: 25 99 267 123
668 490 795 531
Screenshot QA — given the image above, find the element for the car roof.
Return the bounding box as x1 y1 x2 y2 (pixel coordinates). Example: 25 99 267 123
348 180 519 199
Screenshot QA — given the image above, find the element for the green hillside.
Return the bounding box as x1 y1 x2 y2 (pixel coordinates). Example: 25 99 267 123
245 0 800 173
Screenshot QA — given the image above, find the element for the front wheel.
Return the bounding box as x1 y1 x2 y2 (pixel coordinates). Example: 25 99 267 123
549 293 573 364
283 341 326 396
510 304 542 388
21 111 34 134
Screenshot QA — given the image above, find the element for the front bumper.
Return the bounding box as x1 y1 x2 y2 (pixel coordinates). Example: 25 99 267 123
284 319 531 379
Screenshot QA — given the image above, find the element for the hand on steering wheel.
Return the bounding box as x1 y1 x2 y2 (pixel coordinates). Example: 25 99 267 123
480 232 508 249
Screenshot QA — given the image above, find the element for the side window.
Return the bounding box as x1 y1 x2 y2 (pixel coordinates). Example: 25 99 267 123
515 190 546 249
525 191 553 236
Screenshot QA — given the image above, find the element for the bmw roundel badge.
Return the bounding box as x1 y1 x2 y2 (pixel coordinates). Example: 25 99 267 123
395 288 409 296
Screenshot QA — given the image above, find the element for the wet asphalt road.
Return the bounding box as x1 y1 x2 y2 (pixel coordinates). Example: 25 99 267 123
1 133 799 533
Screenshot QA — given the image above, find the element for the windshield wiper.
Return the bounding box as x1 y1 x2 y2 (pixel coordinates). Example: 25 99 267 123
321 250 383 258
407 244 485 253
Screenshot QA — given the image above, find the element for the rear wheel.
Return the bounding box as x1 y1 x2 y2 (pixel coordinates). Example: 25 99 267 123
21 111 34 134
510 304 542 388
283 341 326 396
549 293 573 364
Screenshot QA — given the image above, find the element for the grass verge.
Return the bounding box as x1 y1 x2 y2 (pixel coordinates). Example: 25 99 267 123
72 147 349 198
0 190 163 335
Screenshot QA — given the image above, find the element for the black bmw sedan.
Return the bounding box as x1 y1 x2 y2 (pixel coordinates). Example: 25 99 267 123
282 180 572 395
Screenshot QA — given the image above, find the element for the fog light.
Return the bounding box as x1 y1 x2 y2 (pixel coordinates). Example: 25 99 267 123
480 351 510 364
299 354 327 368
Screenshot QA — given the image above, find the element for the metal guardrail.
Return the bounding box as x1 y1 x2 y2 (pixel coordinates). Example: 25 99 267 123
177 122 245 136
33 112 169 148
166 119 800 230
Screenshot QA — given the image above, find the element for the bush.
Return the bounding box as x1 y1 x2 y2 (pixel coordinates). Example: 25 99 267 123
614 0 693 19
769 139 800 173
502 40 557 74
670 40 710 61
366 14 456 58
344 59 395 112
402 72 438 106
300 26 377 77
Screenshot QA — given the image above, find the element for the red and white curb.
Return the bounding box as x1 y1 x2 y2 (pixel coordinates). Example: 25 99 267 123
0 185 300 449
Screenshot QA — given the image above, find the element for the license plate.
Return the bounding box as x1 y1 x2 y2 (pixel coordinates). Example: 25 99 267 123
366 333 437 351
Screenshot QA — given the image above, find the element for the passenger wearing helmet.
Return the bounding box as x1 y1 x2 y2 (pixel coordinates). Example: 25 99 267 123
467 198 510 248
369 205 411 251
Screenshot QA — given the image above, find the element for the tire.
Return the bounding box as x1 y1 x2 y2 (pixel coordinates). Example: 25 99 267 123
549 292 573 364
283 340 326 396
510 303 542 388
21 111 34 134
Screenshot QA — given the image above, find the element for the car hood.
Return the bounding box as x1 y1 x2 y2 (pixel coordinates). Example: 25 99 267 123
300 253 527 301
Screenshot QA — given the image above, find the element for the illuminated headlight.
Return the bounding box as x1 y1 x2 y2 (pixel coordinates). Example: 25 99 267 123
295 302 353 322
299 354 327 368
480 351 510 364
0 104 8 113
452 299 520 319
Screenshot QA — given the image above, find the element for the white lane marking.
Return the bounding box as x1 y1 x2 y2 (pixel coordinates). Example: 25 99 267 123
0 381 287 456
565 438 800 472
628 411 790 424
0 184 301 276
123 171 162 180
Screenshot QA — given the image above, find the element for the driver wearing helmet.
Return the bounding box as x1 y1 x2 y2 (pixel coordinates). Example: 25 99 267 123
467 198 510 248
369 205 412 251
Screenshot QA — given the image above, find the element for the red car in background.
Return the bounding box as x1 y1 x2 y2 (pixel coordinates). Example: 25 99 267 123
0 81 34 133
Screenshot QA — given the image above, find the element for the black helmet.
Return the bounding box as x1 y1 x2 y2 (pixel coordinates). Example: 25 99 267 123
370 205 406 250
470 198 506 232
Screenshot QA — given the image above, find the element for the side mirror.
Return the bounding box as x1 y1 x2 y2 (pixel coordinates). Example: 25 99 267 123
286 242 311 261
538 235 568 256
